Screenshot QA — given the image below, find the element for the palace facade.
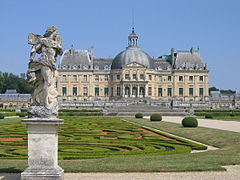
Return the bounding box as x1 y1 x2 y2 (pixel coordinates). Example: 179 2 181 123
57 28 209 106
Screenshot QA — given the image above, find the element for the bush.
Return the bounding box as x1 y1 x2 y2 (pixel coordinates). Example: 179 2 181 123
150 114 162 121
0 114 4 119
16 112 27 117
205 113 213 119
135 113 143 118
182 117 198 127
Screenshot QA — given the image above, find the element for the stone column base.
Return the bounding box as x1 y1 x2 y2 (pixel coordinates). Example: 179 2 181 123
21 118 64 180
21 166 63 180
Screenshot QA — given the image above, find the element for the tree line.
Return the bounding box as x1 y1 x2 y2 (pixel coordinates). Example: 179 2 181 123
0 72 34 94
209 87 236 94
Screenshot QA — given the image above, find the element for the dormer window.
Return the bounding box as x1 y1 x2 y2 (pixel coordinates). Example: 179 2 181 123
83 65 88 70
104 65 109 70
94 65 99 70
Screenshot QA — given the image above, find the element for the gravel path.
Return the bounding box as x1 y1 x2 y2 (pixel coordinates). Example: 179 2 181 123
1 165 239 180
160 116 240 133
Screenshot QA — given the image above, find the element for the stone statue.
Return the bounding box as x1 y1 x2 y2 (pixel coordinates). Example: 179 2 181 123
27 26 63 118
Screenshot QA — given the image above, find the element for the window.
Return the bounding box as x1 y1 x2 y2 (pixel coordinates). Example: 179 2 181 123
72 87 77 96
199 88 204 96
158 75 162 81
148 87 152 96
62 87 67 96
179 76 183 81
117 87 120 96
95 75 99 81
133 74 137 80
94 65 99 70
179 88 183 96
168 76 172 81
199 76 204 81
62 75 67 81
167 88 172 96
104 65 109 70
117 75 120 80
95 87 99 96
158 88 162 96
125 74 130 80
104 88 109 96
149 75 152 80
83 87 88 96
189 76 193 81
104 75 109 81
140 74 144 80
83 75 88 81
72 75 77 81
189 88 194 96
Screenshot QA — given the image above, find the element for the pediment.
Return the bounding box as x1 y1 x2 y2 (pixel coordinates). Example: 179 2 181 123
123 61 146 68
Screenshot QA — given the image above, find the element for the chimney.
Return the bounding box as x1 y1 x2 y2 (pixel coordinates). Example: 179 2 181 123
171 48 175 67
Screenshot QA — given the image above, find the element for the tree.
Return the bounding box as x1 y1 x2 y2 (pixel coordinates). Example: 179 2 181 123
0 71 34 94
209 87 219 92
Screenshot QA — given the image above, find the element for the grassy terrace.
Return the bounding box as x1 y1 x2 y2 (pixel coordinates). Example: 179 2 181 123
0 117 239 172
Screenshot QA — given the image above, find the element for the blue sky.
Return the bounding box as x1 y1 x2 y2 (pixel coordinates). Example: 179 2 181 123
0 0 240 90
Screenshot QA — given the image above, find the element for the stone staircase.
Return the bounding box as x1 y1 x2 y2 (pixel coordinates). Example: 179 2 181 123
104 104 188 116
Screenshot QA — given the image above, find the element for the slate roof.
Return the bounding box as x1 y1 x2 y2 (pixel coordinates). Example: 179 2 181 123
174 49 207 70
59 49 92 69
58 48 207 71
154 59 172 70
0 94 31 102
111 46 155 69
93 58 113 70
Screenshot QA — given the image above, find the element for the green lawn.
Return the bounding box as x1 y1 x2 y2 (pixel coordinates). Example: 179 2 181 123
0 116 240 172
0 118 21 124
196 116 240 122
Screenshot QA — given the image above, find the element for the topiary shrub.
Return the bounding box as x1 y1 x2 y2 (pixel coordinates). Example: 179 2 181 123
205 113 213 119
135 113 143 118
0 114 4 119
182 117 198 127
230 112 235 117
150 114 162 121
16 112 27 117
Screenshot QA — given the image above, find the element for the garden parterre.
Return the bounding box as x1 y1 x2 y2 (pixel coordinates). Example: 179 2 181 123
0 117 206 160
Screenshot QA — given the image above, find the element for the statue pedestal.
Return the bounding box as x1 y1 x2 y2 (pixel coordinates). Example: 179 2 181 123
21 118 64 180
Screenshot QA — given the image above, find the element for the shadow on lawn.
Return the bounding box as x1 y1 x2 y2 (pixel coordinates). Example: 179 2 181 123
0 167 21 180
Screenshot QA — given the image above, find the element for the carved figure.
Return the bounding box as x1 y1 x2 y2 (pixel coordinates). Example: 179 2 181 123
27 26 63 118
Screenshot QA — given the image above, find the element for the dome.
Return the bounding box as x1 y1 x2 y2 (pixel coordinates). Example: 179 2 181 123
111 28 154 69
111 46 154 69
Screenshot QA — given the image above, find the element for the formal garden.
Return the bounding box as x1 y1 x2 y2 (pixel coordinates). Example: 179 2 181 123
0 112 240 172
0 116 205 160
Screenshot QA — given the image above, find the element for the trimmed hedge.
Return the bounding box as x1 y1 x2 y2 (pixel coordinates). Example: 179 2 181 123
150 114 162 121
195 112 240 117
58 112 103 116
195 110 240 112
0 114 4 119
59 109 102 113
135 113 143 118
182 117 198 127
16 112 27 117
205 113 213 119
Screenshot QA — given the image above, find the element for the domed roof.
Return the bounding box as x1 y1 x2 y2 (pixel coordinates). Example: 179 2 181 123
111 28 154 69
111 46 154 69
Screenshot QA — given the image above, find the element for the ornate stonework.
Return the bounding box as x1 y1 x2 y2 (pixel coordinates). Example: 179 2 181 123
27 26 63 118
